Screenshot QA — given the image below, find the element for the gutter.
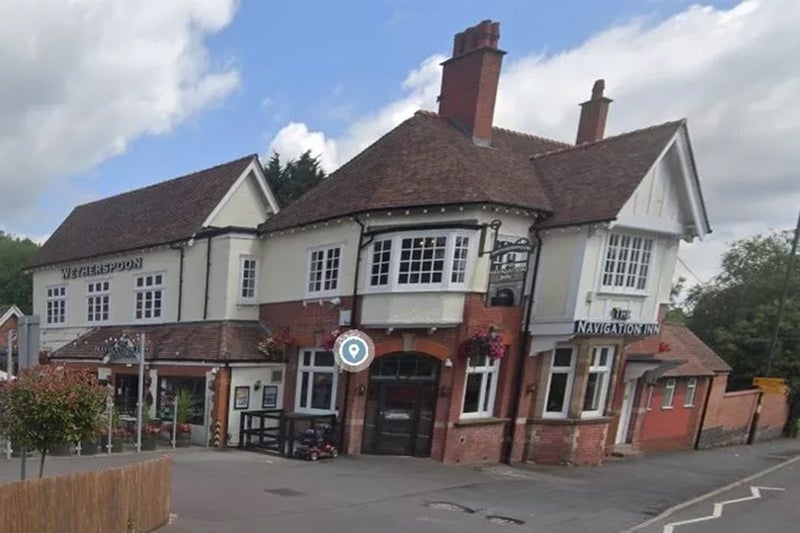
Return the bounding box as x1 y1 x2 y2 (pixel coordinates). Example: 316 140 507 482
501 227 543 464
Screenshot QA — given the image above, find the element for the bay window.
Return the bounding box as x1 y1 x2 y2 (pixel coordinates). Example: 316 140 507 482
582 346 614 418
601 233 654 291
367 230 471 291
543 347 576 418
296 349 338 414
461 354 499 418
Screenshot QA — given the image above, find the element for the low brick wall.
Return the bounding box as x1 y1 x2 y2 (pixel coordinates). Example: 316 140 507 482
0 456 172 533
526 418 610 465
444 420 507 465
698 389 759 449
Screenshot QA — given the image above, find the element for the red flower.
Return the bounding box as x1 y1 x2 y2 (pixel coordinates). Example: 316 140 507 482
321 327 344 351
461 328 507 361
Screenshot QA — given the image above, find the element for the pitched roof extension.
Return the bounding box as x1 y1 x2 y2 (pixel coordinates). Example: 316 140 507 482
32 154 258 268
261 112 685 232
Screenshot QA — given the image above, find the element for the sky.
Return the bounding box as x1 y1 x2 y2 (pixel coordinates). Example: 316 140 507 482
0 0 798 286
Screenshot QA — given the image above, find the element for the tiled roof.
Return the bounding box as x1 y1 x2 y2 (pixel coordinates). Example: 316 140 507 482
261 113 566 231
49 321 270 363
261 112 684 232
32 155 258 268
627 322 731 378
531 121 684 228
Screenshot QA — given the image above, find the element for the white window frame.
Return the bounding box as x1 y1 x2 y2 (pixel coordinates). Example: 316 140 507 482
684 378 697 408
306 244 342 298
238 255 259 304
365 230 472 293
645 384 654 411
86 280 110 324
460 355 499 419
581 345 615 419
542 346 577 419
662 378 676 409
295 348 339 415
45 284 67 326
599 232 655 294
134 272 165 322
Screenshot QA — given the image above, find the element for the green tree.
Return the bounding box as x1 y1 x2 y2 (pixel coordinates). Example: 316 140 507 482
263 151 326 207
666 276 689 324
686 231 799 390
0 365 107 478
0 231 39 313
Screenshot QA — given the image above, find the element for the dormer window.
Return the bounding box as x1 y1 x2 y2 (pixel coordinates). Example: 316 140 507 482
601 233 654 291
367 231 471 292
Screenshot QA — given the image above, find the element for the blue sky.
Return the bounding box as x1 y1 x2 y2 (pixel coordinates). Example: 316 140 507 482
30 0 732 236
6 0 796 284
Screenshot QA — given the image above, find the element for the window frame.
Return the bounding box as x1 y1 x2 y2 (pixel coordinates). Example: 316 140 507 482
238 255 259 304
365 230 472 293
599 232 655 295
684 378 697 408
134 272 165 323
45 284 68 326
86 279 111 324
295 348 339 415
662 378 676 409
460 355 500 419
305 244 343 298
542 346 577 419
581 345 615 419
645 384 654 411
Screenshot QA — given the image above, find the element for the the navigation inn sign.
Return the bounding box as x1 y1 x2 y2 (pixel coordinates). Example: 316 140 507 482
574 320 660 337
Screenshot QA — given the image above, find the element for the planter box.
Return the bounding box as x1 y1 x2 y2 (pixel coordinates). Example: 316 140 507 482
50 443 72 456
142 436 157 451
176 433 191 447
81 440 100 455
111 437 125 453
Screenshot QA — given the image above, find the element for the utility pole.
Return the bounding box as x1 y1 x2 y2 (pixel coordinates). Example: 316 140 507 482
766 207 800 376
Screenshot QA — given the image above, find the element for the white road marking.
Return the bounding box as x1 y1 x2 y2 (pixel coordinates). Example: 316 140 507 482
662 486 785 533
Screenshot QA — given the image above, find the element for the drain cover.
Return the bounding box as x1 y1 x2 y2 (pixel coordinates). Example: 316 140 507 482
486 515 525 526
264 488 305 497
426 501 476 514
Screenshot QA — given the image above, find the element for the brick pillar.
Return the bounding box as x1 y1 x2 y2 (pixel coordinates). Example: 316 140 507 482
343 369 368 455
211 367 231 447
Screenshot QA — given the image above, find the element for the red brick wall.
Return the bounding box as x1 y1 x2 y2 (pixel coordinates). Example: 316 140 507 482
698 381 759 449
755 391 790 442
526 418 610 465
639 377 708 452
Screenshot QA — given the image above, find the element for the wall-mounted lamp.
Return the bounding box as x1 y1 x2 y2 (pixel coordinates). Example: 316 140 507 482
439 386 450 398
356 384 366 396
444 358 453 368
254 380 262 391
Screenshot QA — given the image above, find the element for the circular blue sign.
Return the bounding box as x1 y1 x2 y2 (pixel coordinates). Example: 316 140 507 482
333 330 375 372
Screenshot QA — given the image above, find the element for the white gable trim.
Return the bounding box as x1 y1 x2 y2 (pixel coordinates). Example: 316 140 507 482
0 305 23 328
611 123 711 241
202 157 281 228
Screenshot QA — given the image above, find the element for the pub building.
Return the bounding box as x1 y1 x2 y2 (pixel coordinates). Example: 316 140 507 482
31 19 712 464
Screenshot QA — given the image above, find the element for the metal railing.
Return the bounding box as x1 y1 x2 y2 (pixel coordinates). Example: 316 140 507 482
238 410 337 457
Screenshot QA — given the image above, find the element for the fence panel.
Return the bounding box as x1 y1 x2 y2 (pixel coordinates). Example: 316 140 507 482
0 455 172 533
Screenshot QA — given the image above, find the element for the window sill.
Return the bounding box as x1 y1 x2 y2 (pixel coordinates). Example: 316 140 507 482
661 406 674 410
594 289 650 299
237 300 258 307
683 405 694 409
454 417 509 428
528 416 611 426
363 286 469 295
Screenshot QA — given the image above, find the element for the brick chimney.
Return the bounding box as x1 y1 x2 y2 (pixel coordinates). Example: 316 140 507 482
575 79 613 144
438 20 506 146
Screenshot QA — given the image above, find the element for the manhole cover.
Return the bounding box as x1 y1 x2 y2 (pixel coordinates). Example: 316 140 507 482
264 488 305 497
486 515 525 526
426 501 476 514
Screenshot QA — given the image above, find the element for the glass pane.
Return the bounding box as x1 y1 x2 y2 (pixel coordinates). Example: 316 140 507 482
299 372 309 408
463 374 482 413
546 373 568 413
315 351 334 367
553 348 573 367
310 372 334 410
583 372 605 412
482 373 494 412
302 351 311 366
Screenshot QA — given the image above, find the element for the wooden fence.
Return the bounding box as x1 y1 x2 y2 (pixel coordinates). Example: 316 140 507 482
0 455 172 533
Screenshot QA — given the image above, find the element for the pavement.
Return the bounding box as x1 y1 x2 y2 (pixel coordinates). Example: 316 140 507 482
1 439 799 532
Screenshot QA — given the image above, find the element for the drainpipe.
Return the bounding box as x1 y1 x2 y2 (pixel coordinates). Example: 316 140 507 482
203 236 212 320
501 228 543 464
170 243 185 322
338 217 367 451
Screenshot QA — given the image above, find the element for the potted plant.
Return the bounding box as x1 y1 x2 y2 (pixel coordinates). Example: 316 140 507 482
142 423 159 451
111 427 128 453
174 389 193 447
258 328 295 361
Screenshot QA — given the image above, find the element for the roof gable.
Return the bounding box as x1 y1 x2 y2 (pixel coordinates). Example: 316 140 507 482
531 121 685 229
0 304 23 326
204 160 280 228
613 124 711 239
33 155 258 268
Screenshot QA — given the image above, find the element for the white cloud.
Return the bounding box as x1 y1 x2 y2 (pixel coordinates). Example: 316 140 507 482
0 0 239 228
267 0 800 282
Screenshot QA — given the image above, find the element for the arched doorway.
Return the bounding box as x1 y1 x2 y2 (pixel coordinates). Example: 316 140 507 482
362 353 440 457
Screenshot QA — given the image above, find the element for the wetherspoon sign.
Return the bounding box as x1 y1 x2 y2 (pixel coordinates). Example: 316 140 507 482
62 257 143 280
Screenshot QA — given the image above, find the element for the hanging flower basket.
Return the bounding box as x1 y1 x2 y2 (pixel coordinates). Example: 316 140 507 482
460 328 507 361
258 328 295 361
321 327 345 351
